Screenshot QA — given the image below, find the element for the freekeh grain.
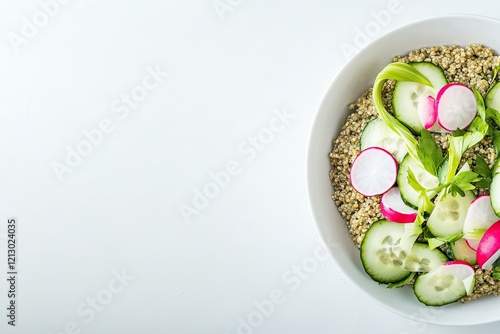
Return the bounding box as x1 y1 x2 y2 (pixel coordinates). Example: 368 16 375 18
329 44 500 303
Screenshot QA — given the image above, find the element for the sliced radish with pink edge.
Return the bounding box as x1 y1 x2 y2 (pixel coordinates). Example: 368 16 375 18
417 95 437 130
466 239 479 251
436 83 477 131
349 147 398 197
477 220 500 270
380 187 417 223
414 260 476 305
441 260 476 295
463 194 499 251
416 95 449 133
427 122 450 133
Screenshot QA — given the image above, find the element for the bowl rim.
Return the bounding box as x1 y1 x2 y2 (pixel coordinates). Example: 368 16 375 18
306 13 500 326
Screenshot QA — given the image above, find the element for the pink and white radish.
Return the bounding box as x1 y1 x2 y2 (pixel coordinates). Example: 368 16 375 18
476 220 500 270
442 260 476 295
414 260 476 306
436 83 477 131
417 95 437 130
380 187 417 223
463 195 499 250
350 147 398 197
416 95 450 133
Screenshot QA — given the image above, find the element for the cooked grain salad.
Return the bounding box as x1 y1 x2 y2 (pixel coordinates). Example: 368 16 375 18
329 44 500 303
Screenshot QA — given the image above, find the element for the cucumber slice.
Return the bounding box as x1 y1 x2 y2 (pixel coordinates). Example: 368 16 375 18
392 62 448 133
490 160 500 216
393 82 436 133
360 220 446 284
450 239 477 266
360 220 411 284
426 191 475 237
360 118 408 162
397 154 439 208
404 243 448 272
411 62 448 88
485 81 500 110
413 264 469 306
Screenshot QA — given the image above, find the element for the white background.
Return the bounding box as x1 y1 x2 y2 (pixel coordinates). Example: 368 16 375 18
1 0 500 333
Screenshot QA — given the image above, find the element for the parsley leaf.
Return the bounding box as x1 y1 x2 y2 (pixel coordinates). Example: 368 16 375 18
492 64 500 83
447 170 480 196
436 156 449 184
472 88 486 120
445 125 487 184
407 168 424 192
417 130 443 176
492 129 500 157
474 155 492 188
493 266 500 280
407 168 436 215
475 155 492 178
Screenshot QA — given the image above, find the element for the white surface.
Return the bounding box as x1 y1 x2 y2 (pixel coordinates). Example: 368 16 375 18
0 1 499 333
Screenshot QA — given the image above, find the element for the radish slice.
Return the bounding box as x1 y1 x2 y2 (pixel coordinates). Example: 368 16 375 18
442 261 476 295
477 220 500 270
380 187 417 223
350 147 398 197
436 83 477 131
417 95 437 130
466 239 479 251
463 195 499 250
414 260 476 305
428 121 450 133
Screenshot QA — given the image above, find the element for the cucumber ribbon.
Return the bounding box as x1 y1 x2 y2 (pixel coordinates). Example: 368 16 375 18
372 62 432 170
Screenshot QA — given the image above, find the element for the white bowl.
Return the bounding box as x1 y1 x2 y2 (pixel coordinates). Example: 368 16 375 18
307 15 500 326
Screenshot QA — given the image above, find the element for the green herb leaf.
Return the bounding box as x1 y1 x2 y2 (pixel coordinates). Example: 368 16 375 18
486 107 500 128
492 64 500 83
464 228 487 240
422 225 434 240
475 178 492 189
446 170 480 196
445 127 487 184
492 129 500 157
493 266 500 280
428 233 464 250
475 155 492 178
417 130 443 176
474 156 492 189
442 233 465 243
453 170 481 186
418 189 435 214
437 156 449 184
472 87 486 121
428 238 445 250
387 272 416 289
407 167 425 192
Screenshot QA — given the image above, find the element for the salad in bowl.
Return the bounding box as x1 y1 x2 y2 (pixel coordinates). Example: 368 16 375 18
307 15 500 325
